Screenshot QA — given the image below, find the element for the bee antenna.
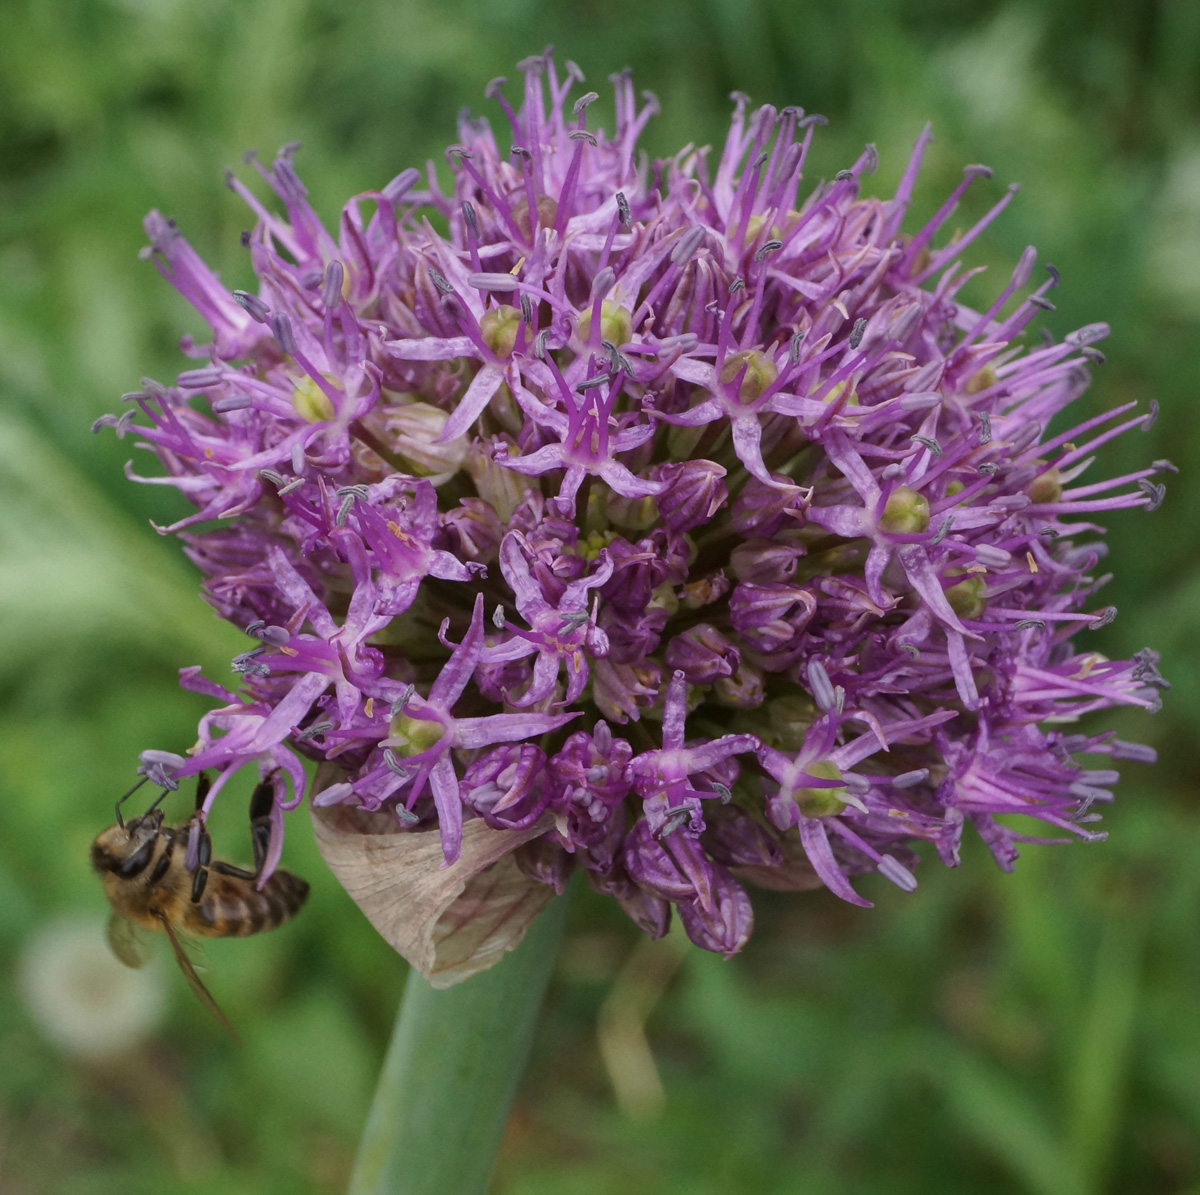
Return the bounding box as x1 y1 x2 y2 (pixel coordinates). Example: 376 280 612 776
144 789 170 816
115 776 150 827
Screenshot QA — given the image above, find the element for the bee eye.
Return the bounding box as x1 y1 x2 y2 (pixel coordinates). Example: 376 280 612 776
114 836 158 878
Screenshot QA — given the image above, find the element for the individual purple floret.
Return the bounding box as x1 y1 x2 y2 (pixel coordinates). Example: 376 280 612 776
102 52 1164 958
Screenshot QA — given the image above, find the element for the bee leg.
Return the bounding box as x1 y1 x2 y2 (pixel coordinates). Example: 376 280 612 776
211 860 256 880
248 773 277 878
196 823 212 868
191 865 209 902
195 772 211 811
148 835 176 885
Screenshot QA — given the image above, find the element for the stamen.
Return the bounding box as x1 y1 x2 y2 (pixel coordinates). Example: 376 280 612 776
271 313 297 356
1137 479 1165 511
232 290 271 323
807 659 837 711
391 685 416 718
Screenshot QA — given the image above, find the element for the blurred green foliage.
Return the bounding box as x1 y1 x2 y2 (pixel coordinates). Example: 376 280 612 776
1 0 1197 1191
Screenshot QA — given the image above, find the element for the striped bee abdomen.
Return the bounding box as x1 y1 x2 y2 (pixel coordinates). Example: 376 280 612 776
193 869 310 937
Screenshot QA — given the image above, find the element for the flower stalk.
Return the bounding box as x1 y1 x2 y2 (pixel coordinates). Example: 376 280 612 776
349 892 569 1195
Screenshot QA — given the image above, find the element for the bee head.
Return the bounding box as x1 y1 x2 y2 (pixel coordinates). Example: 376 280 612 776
91 809 164 878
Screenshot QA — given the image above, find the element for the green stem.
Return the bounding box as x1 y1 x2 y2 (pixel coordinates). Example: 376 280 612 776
348 894 569 1195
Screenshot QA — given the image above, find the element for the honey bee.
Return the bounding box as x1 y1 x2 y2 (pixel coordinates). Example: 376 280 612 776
91 772 309 1040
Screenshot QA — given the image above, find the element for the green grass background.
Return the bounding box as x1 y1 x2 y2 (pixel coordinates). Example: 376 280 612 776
2 0 1198 1191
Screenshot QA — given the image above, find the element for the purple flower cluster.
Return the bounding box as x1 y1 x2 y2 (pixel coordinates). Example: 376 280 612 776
99 53 1166 956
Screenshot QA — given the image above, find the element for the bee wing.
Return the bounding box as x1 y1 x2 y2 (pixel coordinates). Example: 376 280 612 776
106 912 153 969
152 910 242 1046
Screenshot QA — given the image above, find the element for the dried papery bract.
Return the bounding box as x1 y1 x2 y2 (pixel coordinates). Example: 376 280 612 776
312 800 555 988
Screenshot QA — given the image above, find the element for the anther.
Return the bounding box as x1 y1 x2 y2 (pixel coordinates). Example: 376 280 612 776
729 277 745 293
575 372 612 393
295 722 333 741
929 515 954 545
383 749 411 778
911 435 942 457
232 290 271 323
1045 264 1060 288
1142 400 1159 431
177 367 225 388
395 805 421 826
660 808 692 838
492 605 506 629
1089 606 1117 629
849 318 867 349
212 396 252 413
978 412 992 443
1013 619 1045 630
836 170 853 181
753 239 783 262
616 192 631 228
391 685 416 718
428 269 454 296
1029 295 1056 311
520 293 533 324
978 462 1000 475
572 90 600 115
462 201 480 239
271 313 297 356
1137 480 1166 511
321 261 345 309
259 469 287 486
788 330 805 363
569 130 598 146
712 783 733 804
807 659 837 712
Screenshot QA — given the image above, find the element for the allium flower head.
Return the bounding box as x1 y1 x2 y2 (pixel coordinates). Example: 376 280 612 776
99 52 1165 973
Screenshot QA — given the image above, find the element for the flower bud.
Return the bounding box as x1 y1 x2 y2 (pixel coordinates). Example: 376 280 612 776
664 623 740 683
712 661 766 708
654 460 728 531
383 401 469 478
730 537 806 583
729 583 816 653
467 439 536 522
